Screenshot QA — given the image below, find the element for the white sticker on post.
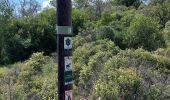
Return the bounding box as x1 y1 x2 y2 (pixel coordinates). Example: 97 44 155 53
65 90 73 100
64 37 72 50
65 56 73 71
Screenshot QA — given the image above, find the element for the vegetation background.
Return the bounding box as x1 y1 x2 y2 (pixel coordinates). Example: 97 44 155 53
0 0 170 99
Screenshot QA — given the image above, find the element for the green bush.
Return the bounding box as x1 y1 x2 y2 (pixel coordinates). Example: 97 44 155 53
114 0 142 8
96 24 127 49
74 47 170 99
164 20 170 46
126 14 165 51
79 52 113 93
73 40 120 98
94 68 140 100
73 26 97 49
154 48 170 59
72 9 89 35
0 52 57 99
0 8 56 64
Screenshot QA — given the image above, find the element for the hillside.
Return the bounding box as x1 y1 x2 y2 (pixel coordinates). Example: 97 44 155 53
0 45 170 99
0 0 170 99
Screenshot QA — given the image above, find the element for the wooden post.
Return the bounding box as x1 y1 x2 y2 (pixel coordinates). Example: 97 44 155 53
57 0 73 100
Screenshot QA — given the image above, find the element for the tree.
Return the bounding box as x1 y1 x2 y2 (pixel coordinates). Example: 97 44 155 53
0 0 14 64
72 9 89 35
74 0 105 19
163 20 170 46
126 14 165 50
0 8 56 64
149 0 165 5
17 0 41 17
73 0 89 8
7 8 56 62
114 0 142 8
0 0 41 64
142 0 170 27
90 0 104 18
0 0 14 17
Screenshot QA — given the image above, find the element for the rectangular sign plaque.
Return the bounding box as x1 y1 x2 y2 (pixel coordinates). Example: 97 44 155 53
65 90 73 100
64 37 72 50
57 26 72 35
65 56 73 71
65 71 73 85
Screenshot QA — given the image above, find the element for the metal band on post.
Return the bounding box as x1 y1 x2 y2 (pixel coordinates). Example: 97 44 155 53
57 26 72 35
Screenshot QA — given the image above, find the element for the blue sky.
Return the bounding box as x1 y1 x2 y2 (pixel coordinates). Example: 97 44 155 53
38 0 45 5
38 0 51 9
9 0 51 9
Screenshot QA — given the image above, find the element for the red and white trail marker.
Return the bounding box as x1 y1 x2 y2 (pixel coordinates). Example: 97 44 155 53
65 90 73 100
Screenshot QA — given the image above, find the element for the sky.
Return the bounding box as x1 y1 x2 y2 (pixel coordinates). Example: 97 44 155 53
38 0 51 9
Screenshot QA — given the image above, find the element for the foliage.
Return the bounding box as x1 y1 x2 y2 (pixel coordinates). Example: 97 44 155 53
74 0 105 19
0 0 14 64
164 20 170 46
73 45 170 99
1 0 170 99
72 9 89 35
114 0 142 8
73 39 119 85
96 10 139 49
94 68 140 100
96 23 127 49
73 22 97 48
142 0 170 27
0 52 57 99
126 14 165 50
0 8 56 64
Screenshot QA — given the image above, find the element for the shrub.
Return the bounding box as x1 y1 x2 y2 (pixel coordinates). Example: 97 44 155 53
126 14 165 51
0 52 57 99
164 20 170 46
73 39 119 95
94 68 140 100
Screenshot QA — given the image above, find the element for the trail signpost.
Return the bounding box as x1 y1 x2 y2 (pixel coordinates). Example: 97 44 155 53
57 0 73 100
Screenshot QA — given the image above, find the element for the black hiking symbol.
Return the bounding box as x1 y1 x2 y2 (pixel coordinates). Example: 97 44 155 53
66 63 71 70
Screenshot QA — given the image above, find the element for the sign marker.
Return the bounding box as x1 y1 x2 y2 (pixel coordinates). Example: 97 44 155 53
64 37 72 50
65 90 73 100
65 56 73 71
